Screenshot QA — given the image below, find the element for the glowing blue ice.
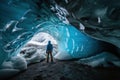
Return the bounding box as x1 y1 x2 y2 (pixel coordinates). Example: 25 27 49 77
0 0 104 65
54 25 103 60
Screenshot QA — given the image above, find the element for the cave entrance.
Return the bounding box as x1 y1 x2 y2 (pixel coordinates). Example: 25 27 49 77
19 32 58 63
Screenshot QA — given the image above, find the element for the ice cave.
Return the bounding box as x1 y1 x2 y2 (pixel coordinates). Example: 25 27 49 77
0 0 120 80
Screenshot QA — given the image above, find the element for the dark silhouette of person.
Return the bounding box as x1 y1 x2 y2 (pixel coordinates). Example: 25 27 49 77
46 41 53 63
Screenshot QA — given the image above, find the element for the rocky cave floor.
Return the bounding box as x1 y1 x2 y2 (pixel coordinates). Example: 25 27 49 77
9 60 120 80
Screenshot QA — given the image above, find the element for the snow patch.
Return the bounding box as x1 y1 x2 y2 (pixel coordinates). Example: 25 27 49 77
11 56 27 70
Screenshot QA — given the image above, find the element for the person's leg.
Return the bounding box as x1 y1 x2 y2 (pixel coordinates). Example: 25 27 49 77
50 52 53 62
47 53 49 63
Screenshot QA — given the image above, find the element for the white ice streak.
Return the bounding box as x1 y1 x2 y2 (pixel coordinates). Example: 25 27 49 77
79 23 85 31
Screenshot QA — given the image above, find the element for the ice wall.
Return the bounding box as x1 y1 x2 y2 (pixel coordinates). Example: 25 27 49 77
54 25 103 60
0 0 58 65
0 0 104 66
54 0 120 49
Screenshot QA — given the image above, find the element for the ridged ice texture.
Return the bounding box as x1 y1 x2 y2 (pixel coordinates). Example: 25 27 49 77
0 0 103 65
54 25 103 60
54 0 120 48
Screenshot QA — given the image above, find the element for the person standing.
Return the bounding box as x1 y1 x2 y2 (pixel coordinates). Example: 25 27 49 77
46 41 53 63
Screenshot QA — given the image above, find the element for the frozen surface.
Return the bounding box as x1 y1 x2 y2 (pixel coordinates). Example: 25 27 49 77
20 47 46 64
54 25 103 60
0 0 120 79
1 61 13 69
54 51 72 60
78 52 120 67
54 0 120 49
0 0 119 69
0 0 105 65
0 56 27 79
30 32 57 45
1 56 27 71
0 69 19 79
11 56 27 70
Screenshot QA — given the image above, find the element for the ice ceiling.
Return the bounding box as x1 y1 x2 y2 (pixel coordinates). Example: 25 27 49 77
0 0 120 66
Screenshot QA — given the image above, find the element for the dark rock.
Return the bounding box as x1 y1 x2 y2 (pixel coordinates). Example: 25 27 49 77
60 76 71 80
33 75 43 80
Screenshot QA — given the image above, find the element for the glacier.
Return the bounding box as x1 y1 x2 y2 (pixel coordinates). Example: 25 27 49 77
54 0 120 49
0 0 105 66
0 0 120 79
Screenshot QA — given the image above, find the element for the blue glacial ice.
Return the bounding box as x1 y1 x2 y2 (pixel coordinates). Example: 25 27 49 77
0 0 120 79
0 0 104 65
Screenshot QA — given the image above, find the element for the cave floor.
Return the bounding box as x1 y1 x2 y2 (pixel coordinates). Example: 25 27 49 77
9 60 120 80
